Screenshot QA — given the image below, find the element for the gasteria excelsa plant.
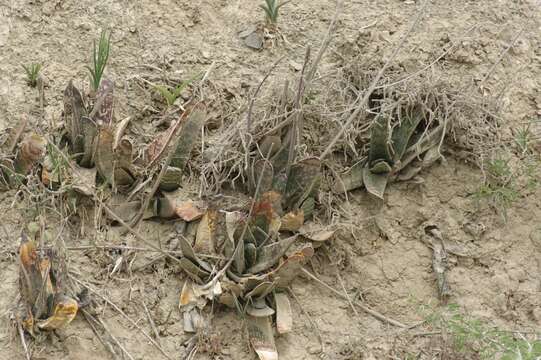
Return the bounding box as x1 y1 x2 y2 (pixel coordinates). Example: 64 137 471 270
87 29 111 92
260 0 291 24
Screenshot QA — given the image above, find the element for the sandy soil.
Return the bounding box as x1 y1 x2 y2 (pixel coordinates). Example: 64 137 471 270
1 0 540 359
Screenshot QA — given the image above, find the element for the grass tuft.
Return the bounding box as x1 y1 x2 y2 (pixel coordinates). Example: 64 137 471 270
154 73 202 107
22 63 42 88
260 0 291 24
438 304 541 359
86 29 111 91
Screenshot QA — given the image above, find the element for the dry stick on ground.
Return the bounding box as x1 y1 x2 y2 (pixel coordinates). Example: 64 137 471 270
70 275 174 360
375 24 478 90
300 267 408 328
320 0 430 160
141 297 161 344
8 114 28 154
480 26 526 86
336 269 359 316
82 309 121 360
64 245 224 260
284 0 342 174
288 287 325 352
246 55 286 131
17 321 31 360
286 46 311 179
98 316 136 360
305 0 343 86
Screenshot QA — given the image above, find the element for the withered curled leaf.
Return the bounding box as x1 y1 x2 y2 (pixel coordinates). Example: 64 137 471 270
161 191 205 221
280 210 304 232
37 296 78 330
18 235 78 334
194 210 217 254
247 316 278 360
14 134 47 175
275 292 293 334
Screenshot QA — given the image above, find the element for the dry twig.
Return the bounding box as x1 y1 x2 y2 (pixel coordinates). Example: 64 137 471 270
320 0 430 159
300 267 408 328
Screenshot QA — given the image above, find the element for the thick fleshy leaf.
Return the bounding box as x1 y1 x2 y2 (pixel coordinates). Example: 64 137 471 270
63 80 86 156
250 192 282 246
332 162 364 193
179 258 209 283
247 297 275 317
247 235 298 274
275 292 293 334
285 157 321 210
399 124 445 172
245 242 257 269
369 160 392 174
92 78 114 126
178 236 212 272
300 197 315 220
368 114 392 168
363 167 389 200
422 146 442 168
79 116 97 168
245 281 276 300
95 127 116 186
159 166 183 192
251 159 274 195
41 155 60 188
391 107 424 161
247 316 278 360
170 108 206 171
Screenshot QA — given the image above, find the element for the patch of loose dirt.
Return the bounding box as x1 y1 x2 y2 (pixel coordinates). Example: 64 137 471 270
1 0 540 359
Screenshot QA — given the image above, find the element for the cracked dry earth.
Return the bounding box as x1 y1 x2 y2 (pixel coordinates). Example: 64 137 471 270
1 0 541 359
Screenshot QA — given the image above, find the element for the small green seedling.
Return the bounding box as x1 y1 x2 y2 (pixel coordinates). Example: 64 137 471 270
154 73 202 107
87 29 111 91
260 0 291 24
514 124 533 155
22 63 42 87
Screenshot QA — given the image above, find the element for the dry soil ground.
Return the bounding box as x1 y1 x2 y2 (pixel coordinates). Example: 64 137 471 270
1 0 540 359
